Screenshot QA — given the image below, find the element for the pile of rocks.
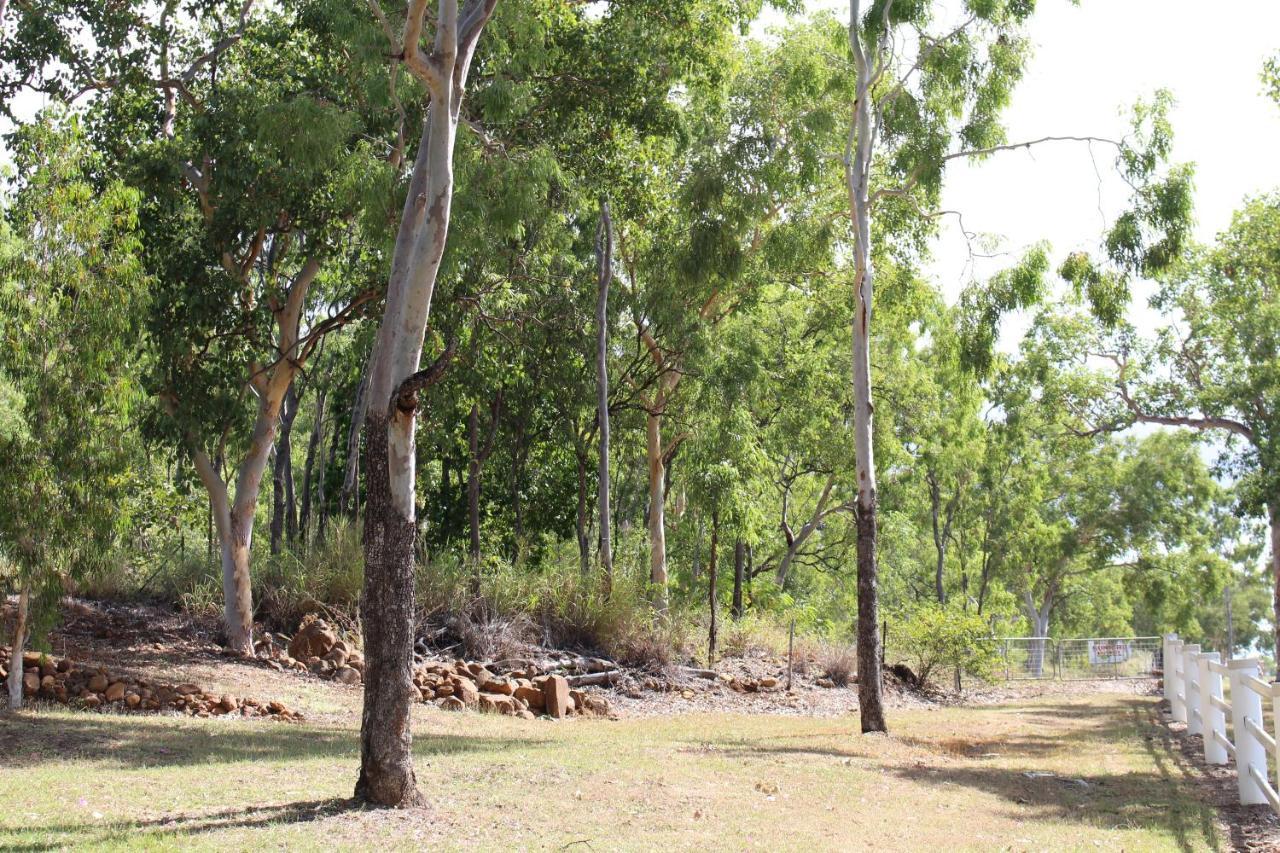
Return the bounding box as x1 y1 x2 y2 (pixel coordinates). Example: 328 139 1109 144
254 616 364 686
0 646 300 720
414 659 611 719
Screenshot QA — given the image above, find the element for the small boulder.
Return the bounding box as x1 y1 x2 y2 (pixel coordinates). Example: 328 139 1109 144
22 671 40 695
175 683 200 695
125 692 142 708
288 618 338 660
218 694 238 712
333 666 361 685
479 693 517 715
542 674 571 719
514 684 545 711
88 673 110 693
482 678 515 696
104 682 127 702
438 696 465 712
758 677 778 689
453 677 480 708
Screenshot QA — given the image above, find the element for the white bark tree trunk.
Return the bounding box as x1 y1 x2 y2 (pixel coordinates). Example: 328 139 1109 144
5 584 30 710
846 0 885 734
645 407 668 602
596 200 613 584
356 0 497 808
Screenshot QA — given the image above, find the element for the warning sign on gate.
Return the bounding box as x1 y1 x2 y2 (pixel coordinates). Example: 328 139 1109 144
1088 639 1131 665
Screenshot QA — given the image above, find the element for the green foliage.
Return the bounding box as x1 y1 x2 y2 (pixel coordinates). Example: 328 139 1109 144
891 602 999 686
0 111 149 630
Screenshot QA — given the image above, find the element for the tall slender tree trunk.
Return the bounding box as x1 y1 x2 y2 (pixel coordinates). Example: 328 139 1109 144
846 3 885 731
575 442 590 574
5 583 30 710
708 508 719 665
467 403 482 562
339 366 369 517
596 199 613 585
1270 506 1279 675
318 413 342 543
300 385 328 544
645 409 668 603
271 385 300 554
732 538 745 621
358 0 496 805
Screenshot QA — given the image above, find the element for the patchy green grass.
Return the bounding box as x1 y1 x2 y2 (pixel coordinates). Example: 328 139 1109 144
0 693 1222 851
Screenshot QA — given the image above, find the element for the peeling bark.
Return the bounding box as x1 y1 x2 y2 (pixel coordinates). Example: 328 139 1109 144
5 583 29 710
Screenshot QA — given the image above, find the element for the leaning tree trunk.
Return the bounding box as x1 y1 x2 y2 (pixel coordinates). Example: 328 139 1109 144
357 0 495 806
846 9 885 732
595 199 613 585
5 583 30 710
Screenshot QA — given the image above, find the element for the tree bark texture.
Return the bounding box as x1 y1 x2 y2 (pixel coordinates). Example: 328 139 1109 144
355 410 424 808
5 583 29 710
847 0 886 734
271 384 300 554
357 0 497 807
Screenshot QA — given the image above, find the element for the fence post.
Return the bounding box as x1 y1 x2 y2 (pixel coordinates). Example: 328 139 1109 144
1228 657 1266 805
1168 638 1187 723
1199 652 1227 764
1162 634 1175 703
1183 644 1202 735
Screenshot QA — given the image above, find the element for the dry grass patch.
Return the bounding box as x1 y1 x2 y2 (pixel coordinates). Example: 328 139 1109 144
0 692 1225 851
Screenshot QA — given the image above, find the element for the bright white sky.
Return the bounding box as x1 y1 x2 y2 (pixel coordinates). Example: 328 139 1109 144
763 0 1280 338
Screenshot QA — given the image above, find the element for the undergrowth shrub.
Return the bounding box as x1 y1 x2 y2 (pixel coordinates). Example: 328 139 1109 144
891 602 999 687
819 642 857 686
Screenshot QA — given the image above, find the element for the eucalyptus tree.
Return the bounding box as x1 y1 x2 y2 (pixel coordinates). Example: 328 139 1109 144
1080 196 1280 659
0 116 148 708
2 0 403 655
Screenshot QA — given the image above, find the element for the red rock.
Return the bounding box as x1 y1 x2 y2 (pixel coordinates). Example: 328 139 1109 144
514 685 545 711
438 696 465 711
87 673 109 693
333 666 361 685
542 675 570 718
22 671 40 695
104 682 127 702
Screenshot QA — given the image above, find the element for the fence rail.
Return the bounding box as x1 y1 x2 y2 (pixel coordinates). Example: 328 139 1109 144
1162 634 1280 816
994 636 1161 681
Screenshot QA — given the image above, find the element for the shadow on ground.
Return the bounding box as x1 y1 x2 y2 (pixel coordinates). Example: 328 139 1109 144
0 710 539 770
0 797 362 851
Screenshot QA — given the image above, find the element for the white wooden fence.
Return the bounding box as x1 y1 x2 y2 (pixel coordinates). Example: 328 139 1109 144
1163 634 1280 813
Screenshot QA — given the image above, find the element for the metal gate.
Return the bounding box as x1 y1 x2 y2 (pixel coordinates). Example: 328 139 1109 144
995 636 1162 681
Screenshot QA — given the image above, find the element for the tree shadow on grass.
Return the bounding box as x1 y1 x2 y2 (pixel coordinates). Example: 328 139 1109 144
0 710 541 770
0 797 365 851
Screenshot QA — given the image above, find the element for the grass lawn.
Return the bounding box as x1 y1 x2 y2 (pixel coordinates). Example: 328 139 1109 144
0 691 1223 851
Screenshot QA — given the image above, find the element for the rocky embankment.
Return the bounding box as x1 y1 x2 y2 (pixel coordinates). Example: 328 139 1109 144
0 645 300 719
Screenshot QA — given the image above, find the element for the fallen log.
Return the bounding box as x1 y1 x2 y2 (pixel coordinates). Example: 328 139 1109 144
566 670 622 687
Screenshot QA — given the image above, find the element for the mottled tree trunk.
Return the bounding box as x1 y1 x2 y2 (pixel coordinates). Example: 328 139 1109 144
356 409 424 807
5 583 30 710
645 409 668 603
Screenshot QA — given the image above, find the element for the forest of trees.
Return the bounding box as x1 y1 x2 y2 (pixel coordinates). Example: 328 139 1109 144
0 0 1276 808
